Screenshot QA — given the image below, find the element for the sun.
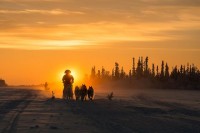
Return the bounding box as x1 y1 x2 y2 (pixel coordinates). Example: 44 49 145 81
70 70 77 79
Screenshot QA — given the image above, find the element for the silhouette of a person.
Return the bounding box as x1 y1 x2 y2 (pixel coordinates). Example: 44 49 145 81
62 70 74 99
44 82 48 90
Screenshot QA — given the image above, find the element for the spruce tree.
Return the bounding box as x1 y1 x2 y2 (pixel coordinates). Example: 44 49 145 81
136 57 141 78
141 57 144 76
132 57 136 77
161 61 165 80
152 63 155 78
91 66 96 79
129 70 132 79
120 67 125 79
144 57 149 77
165 63 169 80
101 67 105 78
171 66 178 80
112 69 115 79
115 62 120 79
97 70 101 79
156 65 159 78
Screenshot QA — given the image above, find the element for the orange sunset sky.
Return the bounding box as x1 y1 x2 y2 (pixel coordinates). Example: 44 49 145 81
0 0 200 85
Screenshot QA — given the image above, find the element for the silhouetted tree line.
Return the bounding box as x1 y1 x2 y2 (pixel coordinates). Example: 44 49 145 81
90 57 200 90
0 79 7 87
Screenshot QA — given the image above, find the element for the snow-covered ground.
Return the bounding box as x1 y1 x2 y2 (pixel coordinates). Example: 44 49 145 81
0 87 199 133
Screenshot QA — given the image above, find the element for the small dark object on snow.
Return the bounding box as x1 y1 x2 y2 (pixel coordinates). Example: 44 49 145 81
107 92 114 100
52 91 55 99
30 125 39 129
50 126 59 129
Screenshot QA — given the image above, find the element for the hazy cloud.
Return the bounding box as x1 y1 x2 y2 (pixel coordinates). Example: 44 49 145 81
0 9 85 15
0 0 200 50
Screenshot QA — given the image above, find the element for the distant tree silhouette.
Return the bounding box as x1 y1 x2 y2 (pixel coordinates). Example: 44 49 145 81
105 70 110 79
186 63 190 74
165 63 170 80
171 66 178 80
136 57 140 78
89 56 200 90
97 70 101 79
112 69 115 79
160 61 165 80
101 67 106 78
136 57 143 78
120 67 125 79
183 65 186 76
115 62 120 79
141 57 144 76
132 58 136 77
129 69 132 79
152 64 155 78
144 57 149 77
180 65 183 74
91 66 96 79
156 65 159 78
0 79 7 87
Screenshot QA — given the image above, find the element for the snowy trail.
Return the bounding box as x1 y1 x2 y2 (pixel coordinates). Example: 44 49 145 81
0 87 200 133
67 99 200 133
0 88 38 133
0 87 97 133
